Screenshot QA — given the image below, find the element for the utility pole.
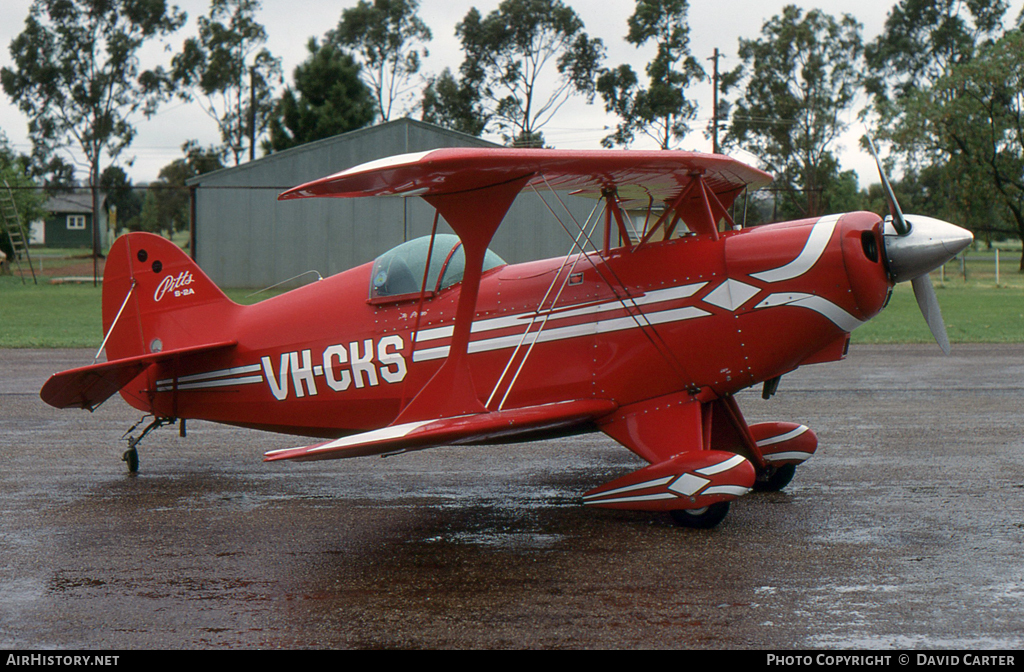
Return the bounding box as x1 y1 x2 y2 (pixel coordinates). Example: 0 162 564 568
249 66 257 162
709 48 721 154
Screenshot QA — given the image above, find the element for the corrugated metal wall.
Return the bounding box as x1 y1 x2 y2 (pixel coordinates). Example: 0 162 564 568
190 119 598 289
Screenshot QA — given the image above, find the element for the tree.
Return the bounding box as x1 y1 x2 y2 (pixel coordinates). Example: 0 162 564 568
137 141 224 234
172 0 282 166
723 5 863 219
330 0 432 123
597 0 705 149
1 0 186 258
15 140 77 193
264 38 375 153
421 67 490 137
864 0 1008 161
0 131 46 222
903 29 1024 269
454 0 605 146
864 0 1020 260
100 165 143 232
26 153 77 193
0 130 47 264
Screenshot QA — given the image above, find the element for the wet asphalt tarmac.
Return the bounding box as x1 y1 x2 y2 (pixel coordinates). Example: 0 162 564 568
1 344 1022 650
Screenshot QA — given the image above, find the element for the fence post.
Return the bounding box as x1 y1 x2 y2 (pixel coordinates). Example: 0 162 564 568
995 248 1000 285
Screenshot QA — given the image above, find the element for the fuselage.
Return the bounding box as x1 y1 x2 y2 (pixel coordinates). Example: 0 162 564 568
132 211 891 438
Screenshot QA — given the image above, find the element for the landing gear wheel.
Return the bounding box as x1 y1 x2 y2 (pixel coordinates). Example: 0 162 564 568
122 446 139 474
753 463 796 492
120 416 173 475
669 502 730 529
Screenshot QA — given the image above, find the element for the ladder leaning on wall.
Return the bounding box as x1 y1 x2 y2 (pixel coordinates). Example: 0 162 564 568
0 179 37 284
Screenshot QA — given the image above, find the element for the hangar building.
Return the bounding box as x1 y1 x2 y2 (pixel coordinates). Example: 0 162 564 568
187 119 597 289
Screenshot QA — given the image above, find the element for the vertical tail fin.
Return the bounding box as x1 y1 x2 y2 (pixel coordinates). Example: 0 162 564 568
102 232 237 361
40 233 238 411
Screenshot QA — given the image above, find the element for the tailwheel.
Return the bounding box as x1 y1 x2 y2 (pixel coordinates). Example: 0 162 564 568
669 502 730 529
122 444 139 474
120 415 174 474
753 463 796 492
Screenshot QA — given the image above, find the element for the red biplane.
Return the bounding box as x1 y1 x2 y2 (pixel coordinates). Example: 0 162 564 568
40 145 972 528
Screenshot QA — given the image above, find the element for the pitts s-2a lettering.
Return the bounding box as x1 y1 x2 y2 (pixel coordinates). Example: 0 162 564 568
153 270 195 301
40 146 972 529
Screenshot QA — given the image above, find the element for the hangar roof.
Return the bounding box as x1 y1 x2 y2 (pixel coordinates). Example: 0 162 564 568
186 118 500 190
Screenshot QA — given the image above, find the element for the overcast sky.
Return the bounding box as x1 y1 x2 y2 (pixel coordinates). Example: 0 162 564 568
1 0 1021 187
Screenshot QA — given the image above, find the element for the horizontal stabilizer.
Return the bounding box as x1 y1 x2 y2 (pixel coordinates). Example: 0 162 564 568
40 340 237 411
264 398 617 462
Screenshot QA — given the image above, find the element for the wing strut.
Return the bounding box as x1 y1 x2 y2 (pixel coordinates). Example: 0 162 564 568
634 173 738 249
603 189 634 252
530 180 695 390
637 177 704 247
485 199 605 411
394 174 533 424
403 209 441 410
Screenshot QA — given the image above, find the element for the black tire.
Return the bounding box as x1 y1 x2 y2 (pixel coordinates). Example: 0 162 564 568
669 501 730 529
753 463 796 492
122 447 139 474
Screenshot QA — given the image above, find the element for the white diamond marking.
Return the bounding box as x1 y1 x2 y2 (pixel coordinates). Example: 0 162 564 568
703 279 761 311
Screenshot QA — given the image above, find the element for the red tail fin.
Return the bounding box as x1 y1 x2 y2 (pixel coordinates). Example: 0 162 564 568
102 232 237 361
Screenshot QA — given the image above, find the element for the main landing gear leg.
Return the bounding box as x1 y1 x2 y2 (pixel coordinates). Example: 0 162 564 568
714 396 816 493
120 415 175 474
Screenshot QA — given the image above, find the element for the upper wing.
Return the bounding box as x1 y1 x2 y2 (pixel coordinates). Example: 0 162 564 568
40 340 236 411
264 398 617 462
278 148 772 209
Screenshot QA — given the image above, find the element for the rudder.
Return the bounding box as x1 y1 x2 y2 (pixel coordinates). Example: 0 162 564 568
102 232 236 362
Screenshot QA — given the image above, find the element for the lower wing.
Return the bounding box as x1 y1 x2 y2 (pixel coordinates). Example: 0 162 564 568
264 398 617 462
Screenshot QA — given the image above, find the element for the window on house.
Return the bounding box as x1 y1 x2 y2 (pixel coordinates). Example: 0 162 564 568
67 215 86 230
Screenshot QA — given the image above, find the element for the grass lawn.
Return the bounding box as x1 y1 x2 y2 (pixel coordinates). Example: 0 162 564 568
1 277 104 348
2 245 1022 349
855 245 1024 344
0 274 282 348
852 280 1024 344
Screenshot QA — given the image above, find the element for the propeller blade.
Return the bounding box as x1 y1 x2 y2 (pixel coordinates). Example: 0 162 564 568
866 138 971 355
911 273 950 355
866 136 909 236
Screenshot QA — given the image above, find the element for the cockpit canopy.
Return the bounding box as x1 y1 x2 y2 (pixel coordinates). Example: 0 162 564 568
369 234 506 302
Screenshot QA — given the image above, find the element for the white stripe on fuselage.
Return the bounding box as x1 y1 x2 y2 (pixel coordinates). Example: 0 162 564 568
412 304 711 362
755 293 863 332
156 364 262 387
414 282 707 344
155 375 264 392
750 214 840 283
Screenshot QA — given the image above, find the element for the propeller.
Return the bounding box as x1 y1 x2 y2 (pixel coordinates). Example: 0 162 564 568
865 137 973 355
